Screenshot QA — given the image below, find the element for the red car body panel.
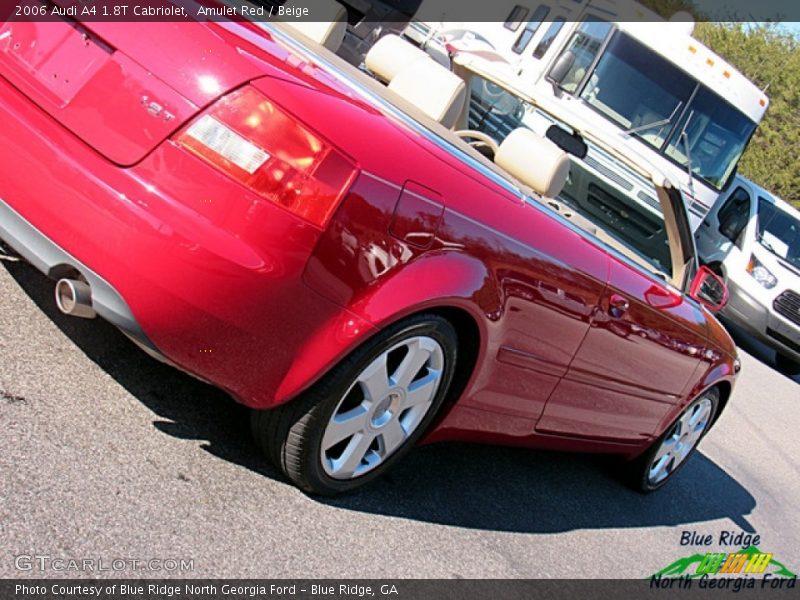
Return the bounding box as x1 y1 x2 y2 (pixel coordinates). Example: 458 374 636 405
0 18 738 459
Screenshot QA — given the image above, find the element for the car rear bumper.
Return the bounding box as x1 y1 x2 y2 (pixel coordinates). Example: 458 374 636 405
0 72 374 408
723 277 800 362
0 198 157 351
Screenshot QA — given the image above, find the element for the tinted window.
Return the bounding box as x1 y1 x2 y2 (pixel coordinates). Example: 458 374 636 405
717 187 751 243
466 76 526 139
512 5 551 54
573 31 756 191
581 32 695 149
757 197 800 269
464 72 673 278
550 20 612 92
504 5 529 31
664 88 757 189
533 18 565 59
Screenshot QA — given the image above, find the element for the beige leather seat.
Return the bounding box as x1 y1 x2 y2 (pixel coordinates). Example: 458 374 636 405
495 128 570 198
282 0 347 53
388 58 466 129
364 34 430 83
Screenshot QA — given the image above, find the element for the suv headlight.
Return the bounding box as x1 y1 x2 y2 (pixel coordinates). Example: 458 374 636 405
746 255 778 289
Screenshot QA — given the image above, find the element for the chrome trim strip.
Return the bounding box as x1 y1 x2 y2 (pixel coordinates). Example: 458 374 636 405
497 345 569 379
563 366 681 404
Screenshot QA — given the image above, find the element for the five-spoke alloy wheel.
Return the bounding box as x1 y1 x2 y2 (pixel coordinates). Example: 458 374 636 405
251 314 457 495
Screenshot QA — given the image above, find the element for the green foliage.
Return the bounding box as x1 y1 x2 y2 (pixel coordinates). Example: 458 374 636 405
637 0 704 20
694 22 800 208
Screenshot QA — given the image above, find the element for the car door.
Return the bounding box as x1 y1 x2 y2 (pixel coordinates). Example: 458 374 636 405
535 257 708 442
448 199 611 427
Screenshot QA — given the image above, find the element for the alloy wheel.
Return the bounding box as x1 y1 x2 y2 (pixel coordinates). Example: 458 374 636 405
320 336 445 480
647 397 713 486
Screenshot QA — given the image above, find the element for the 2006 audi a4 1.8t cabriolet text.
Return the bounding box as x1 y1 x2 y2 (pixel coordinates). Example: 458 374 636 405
0 8 739 495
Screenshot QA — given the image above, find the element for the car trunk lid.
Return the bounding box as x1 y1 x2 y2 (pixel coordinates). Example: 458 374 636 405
0 18 267 165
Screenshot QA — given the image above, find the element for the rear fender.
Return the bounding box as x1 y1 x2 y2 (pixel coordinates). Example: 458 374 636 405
278 252 495 406
272 294 378 404
349 251 497 332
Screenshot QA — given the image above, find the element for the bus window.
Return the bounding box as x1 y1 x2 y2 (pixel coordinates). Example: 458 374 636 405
549 20 611 92
664 87 756 190
512 5 551 54
532 18 566 59
504 5 529 32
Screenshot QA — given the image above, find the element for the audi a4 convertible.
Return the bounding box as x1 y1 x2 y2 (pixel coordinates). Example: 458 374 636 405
0 7 738 495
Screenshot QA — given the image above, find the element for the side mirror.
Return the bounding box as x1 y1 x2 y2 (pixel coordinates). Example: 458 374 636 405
689 266 728 312
548 51 575 85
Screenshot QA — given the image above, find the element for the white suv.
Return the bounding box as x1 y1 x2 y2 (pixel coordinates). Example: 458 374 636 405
695 176 800 375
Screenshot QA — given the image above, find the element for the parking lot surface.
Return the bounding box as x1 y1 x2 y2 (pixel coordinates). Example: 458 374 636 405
1 256 798 579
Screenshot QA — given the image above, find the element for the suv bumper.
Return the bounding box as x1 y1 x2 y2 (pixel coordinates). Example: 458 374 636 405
723 277 800 362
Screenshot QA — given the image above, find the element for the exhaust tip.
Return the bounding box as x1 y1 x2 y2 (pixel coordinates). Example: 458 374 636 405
55 278 96 319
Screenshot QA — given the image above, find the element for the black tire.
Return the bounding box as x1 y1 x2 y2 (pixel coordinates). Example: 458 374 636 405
251 314 458 495
630 387 720 493
775 353 800 376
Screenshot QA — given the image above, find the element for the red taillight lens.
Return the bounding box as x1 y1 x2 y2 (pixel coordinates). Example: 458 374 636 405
175 87 357 228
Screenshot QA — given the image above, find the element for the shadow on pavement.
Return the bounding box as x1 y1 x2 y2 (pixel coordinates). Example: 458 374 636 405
325 445 756 534
4 258 758 534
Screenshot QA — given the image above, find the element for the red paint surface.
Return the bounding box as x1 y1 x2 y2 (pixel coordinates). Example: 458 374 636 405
0 20 738 458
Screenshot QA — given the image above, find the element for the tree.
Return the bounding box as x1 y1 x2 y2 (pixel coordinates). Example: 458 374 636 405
693 22 800 208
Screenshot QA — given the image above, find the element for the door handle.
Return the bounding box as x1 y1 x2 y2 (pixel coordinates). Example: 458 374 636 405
701 219 711 228
609 294 629 318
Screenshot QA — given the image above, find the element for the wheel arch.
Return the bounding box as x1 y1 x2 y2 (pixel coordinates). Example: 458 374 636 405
411 305 483 431
645 367 735 458
271 293 490 412
710 379 732 426
680 377 734 432
273 250 498 409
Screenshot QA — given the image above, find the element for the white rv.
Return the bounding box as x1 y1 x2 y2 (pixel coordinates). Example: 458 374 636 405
402 0 769 230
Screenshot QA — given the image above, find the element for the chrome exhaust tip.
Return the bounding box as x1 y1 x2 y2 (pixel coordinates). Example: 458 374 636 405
55 278 96 319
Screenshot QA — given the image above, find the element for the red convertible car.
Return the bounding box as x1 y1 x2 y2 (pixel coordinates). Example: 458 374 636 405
0 11 738 495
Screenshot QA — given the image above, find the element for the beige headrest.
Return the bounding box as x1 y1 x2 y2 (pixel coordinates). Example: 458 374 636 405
365 34 430 83
495 128 570 198
388 58 466 128
282 1 347 53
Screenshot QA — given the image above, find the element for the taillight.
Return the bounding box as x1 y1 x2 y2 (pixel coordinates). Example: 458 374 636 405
175 86 357 228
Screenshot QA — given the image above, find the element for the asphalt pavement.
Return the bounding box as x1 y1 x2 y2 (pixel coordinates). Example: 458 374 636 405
1 255 798 579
